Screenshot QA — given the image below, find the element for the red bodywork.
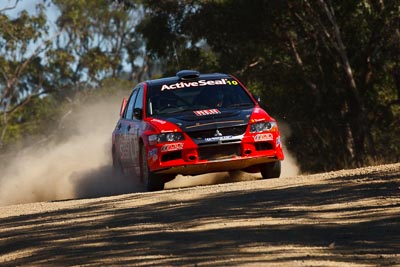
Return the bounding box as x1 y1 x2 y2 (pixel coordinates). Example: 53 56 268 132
143 107 283 175
112 73 284 184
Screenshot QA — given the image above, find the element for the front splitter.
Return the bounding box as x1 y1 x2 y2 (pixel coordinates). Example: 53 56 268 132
154 156 279 176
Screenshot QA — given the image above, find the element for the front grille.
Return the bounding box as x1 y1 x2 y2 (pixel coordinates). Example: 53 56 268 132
187 125 247 140
198 144 241 160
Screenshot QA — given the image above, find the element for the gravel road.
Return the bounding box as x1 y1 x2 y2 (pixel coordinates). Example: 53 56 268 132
0 163 399 266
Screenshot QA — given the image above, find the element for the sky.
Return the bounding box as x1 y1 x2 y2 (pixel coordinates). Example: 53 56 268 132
1 0 60 25
1 0 61 64
2 0 42 16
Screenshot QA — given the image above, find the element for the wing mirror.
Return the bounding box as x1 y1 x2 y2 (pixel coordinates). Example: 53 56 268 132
120 97 127 117
134 108 143 120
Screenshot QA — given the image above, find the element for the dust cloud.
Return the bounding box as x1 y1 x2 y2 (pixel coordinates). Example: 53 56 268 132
0 96 139 207
0 97 300 206
279 121 300 177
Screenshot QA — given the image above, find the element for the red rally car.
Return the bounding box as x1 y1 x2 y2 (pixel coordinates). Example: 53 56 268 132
112 70 284 191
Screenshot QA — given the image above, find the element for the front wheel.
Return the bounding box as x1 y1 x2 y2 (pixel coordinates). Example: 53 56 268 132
140 145 165 191
260 161 281 179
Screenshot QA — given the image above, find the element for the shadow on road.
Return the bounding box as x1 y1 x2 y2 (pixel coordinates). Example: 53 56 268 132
71 165 144 199
0 166 399 266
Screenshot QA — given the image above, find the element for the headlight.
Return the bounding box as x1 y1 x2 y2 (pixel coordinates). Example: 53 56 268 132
148 132 184 145
250 121 277 133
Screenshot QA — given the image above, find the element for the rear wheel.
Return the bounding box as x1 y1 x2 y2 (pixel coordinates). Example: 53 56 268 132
260 161 281 179
140 145 165 191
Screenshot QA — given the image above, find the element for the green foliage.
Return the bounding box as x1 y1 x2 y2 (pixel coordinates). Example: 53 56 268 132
52 0 143 83
1 0 399 172
0 96 59 148
0 76 131 152
0 0 142 151
138 0 400 172
0 2 53 152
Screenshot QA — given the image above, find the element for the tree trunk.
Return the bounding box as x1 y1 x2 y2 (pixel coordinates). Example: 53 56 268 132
318 0 370 166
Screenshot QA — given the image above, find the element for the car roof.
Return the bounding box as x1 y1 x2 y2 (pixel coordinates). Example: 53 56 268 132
145 71 232 88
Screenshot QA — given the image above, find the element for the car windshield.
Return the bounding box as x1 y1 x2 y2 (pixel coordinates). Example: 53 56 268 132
146 78 255 116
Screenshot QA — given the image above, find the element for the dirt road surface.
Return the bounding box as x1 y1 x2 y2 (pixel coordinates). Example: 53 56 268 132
0 163 399 266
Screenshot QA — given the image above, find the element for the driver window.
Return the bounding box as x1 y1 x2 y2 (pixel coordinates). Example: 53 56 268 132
124 89 139 120
134 86 144 110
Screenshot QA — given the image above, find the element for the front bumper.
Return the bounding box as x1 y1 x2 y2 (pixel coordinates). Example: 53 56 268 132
148 133 284 176
154 154 279 175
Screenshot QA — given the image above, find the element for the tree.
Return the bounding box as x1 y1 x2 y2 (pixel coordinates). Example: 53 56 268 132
51 0 143 86
0 1 52 148
282 0 400 168
0 0 145 150
137 0 400 171
1 0 399 172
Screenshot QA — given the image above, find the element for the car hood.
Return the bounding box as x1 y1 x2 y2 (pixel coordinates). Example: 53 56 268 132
155 108 253 133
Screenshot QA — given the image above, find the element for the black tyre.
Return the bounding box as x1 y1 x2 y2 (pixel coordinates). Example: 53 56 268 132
260 161 281 179
140 145 165 191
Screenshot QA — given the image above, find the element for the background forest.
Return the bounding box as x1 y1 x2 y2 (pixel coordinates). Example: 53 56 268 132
0 0 399 173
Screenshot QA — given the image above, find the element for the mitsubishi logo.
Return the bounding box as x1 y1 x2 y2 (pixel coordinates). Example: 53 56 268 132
214 129 223 137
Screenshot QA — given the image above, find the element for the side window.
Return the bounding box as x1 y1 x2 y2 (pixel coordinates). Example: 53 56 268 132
124 89 139 120
134 86 144 110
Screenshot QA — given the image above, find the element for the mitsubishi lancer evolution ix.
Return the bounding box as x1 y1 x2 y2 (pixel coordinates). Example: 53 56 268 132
112 70 284 191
